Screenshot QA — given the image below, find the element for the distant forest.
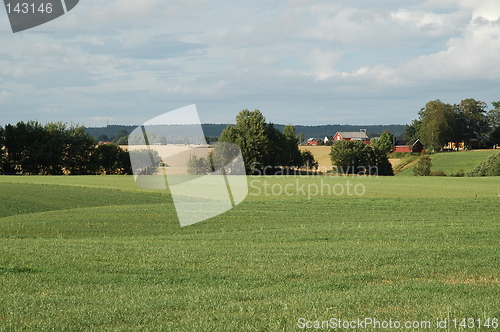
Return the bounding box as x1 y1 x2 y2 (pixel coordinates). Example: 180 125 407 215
86 124 406 143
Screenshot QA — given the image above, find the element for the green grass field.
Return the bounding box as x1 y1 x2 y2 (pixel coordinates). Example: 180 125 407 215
397 150 500 176
1 175 499 331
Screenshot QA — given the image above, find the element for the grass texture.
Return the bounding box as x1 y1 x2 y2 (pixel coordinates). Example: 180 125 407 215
0 175 499 331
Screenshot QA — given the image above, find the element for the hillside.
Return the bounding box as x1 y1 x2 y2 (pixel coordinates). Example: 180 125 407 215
300 147 500 176
396 150 500 176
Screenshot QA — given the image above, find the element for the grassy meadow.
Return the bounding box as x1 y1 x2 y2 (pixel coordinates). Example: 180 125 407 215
396 150 500 176
1 175 499 331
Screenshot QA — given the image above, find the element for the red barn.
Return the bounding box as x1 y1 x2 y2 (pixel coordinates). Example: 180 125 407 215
393 139 424 153
306 138 323 146
333 130 370 145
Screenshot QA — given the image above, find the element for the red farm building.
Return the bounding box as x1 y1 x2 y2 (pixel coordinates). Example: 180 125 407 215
306 138 323 146
333 130 370 145
393 139 425 153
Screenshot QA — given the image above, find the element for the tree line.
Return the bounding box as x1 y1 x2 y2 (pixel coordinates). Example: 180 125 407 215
0 121 132 175
86 124 407 144
404 98 500 152
198 109 395 176
193 109 317 175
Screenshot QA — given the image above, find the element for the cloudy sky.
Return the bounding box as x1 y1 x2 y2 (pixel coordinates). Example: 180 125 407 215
1 0 500 127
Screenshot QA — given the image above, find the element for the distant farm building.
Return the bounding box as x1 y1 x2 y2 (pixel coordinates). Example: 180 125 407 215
306 138 323 146
393 139 425 153
443 141 465 150
333 130 370 145
324 136 335 144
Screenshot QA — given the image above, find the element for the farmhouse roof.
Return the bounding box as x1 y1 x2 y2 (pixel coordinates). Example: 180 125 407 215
395 139 408 146
394 139 424 147
336 131 369 140
412 139 424 147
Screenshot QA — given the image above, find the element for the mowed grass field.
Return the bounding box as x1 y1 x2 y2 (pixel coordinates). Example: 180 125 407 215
1 175 500 331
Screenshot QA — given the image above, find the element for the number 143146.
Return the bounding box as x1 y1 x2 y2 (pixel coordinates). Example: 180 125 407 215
6 2 53 14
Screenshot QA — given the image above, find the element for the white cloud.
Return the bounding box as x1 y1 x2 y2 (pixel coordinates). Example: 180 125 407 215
0 90 13 101
465 0 500 21
0 0 499 126
302 49 342 81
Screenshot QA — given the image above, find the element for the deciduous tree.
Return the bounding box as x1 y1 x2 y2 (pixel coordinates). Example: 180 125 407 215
487 100 500 129
418 100 454 152
219 110 305 174
372 130 394 154
413 154 432 176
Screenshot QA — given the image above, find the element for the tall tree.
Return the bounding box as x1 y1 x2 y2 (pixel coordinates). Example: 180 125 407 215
489 126 500 146
418 100 454 152
220 110 269 173
372 130 394 154
3 121 48 175
403 119 421 144
301 150 318 170
413 154 432 176
297 132 305 146
63 124 97 175
263 123 286 168
43 122 67 175
219 110 306 174
487 100 500 129
0 126 5 174
455 98 489 144
283 125 303 168
93 144 132 175
330 141 388 175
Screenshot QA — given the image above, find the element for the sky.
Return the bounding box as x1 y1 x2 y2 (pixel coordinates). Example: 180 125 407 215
1 0 500 127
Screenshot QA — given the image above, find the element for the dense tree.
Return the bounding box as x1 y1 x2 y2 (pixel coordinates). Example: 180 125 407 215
330 140 367 174
301 150 318 170
413 154 432 176
372 147 394 176
262 123 286 168
220 110 269 173
128 149 161 175
63 125 98 175
283 125 303 167
372 130 394 154
489 126 500 146
468 153 500 177
2 121 48 175
418 100 454 152
43 122 68 175
403 119 421 143
112 129 129 144
186 154 212 175
455 98 489 144
297 132 305 146
329 140 393 176
219 110 308 174
0 126 5 174
488 101 500 129
93 144 132 175
0 121 131 175
407 98 497 151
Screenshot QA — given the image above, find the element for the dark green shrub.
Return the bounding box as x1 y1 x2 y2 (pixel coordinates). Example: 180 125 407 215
413 155 432 176
450 169 465 177
468 153 500 176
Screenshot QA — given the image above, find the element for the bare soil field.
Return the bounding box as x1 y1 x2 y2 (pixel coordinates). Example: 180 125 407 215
122 144 211 174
